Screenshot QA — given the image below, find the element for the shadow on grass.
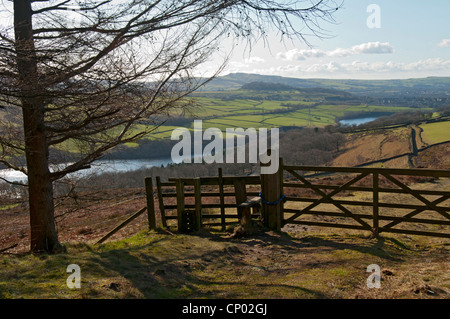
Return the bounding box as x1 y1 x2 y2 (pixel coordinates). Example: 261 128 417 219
194 227 404 261
86 229 333 299
0 227 414 299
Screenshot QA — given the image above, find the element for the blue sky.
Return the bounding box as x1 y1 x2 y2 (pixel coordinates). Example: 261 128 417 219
219 0 450 79
1 0 448 80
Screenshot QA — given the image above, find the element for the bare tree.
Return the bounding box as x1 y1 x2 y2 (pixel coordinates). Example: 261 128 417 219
0 0 341 253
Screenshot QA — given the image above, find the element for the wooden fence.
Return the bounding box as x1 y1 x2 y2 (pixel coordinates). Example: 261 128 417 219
281 165 450 238
98 161 450 243
149 168 262 232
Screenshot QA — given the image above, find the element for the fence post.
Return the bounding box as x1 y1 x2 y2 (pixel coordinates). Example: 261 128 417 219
194 177 202 231
278 157 284 228
175 179 186 232
372 172 379 237
145 177 156 230
155 176 167 228
218 168 226 230
260 155 283 231
234 178 248 221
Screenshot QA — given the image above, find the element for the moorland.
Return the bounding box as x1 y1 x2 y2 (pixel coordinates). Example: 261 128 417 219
1 73 449 299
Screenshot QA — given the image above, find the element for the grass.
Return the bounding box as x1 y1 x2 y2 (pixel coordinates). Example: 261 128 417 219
145 99 432 140
420 120 450 144
37 91 435 153
0 203 19 211
1 227 448 299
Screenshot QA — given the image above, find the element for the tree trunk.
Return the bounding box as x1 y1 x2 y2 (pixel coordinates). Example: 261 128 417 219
14 0 61 253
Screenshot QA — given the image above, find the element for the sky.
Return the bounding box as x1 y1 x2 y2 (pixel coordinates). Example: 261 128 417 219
216 0 450 80
1 0 448 80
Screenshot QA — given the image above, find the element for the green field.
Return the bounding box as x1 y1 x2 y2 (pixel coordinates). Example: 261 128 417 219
146 91 432 140
420 120 450 144
2 88 436 154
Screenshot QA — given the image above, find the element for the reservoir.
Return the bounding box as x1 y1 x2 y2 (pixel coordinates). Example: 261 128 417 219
0 116 381 183
0 158 175 184
339 116 380 126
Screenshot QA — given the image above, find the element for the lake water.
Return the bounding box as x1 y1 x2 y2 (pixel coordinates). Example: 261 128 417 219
0 158 176 183
0 146 226 184
339 116 379 126
0 117 380 184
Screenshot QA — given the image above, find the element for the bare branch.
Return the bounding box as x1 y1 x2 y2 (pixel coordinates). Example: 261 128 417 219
31 0 72 15
32 0 112 15
1 0 341 253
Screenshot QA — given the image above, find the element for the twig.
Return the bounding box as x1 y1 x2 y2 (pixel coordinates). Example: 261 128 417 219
96 207 147 244
159 228 175 236
0 243 18 254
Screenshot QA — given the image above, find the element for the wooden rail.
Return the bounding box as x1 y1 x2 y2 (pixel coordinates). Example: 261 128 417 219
149 168 262 232
96 207 147 244
282 165 450 238
140 160 449 239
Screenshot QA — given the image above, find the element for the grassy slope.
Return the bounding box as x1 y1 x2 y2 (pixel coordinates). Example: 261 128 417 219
1 97 448 300
155 95 430 140
331 127 412 167
420 121 450 144
1 125 449 300
1 228 449 299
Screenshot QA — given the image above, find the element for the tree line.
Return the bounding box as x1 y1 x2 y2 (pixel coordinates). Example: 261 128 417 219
66 127 346 190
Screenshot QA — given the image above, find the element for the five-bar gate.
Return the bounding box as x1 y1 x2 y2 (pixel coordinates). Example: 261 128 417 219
144 162 450 239
281 165 450 238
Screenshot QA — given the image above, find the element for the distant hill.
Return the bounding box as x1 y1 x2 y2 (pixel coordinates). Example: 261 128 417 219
239 81 352 97
201 73 450 97
240 81 295 91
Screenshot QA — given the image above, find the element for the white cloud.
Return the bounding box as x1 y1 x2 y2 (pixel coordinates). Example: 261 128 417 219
239 58 450 79
226 61 250 73
244 56 266 64
291 58 450 74
277 42 394 61
438 39 450 48
276 48 325 61
225 56 266 73
330 42 395 57
402 58 450 71
301 61 342 73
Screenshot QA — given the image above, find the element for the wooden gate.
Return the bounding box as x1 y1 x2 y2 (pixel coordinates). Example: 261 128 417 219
281 165 450 238
150 168 262 232
141 162 450 239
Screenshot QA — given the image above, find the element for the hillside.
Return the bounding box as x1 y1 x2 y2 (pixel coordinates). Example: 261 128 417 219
202 73 450 97
1 225 449 299
1 120 449 300
331 119 450 169
240 81 296 91
2 72 447 161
